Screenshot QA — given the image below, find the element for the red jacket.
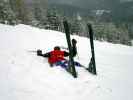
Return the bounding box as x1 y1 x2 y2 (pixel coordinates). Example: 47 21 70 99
48 50 66 64
37 48 77 64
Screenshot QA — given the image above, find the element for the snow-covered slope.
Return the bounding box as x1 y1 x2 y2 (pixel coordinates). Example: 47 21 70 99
0 24 133 100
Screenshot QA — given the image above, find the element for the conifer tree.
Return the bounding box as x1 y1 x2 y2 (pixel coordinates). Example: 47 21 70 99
9 0 30 24
45 8 61 31
70 16 81 35
0 0 17 25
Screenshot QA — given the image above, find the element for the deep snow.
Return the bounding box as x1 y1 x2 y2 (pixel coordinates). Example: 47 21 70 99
0 24 133 100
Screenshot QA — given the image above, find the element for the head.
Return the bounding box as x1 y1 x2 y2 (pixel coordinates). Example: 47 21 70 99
54 46 60 50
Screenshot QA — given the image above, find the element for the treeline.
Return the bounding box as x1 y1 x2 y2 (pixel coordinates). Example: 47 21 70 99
0 0 133 46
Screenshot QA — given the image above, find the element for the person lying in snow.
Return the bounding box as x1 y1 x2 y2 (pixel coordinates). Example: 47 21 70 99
37 39 81 69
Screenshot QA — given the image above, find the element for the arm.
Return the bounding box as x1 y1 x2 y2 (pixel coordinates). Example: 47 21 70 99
64 46 77 57
64 39 77 57
72 44 77 57
37 49 50 58
64 51 69 57
72 39 77 57
43 52 50 57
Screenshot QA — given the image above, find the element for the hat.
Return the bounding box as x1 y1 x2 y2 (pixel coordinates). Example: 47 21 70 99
54 46 60 50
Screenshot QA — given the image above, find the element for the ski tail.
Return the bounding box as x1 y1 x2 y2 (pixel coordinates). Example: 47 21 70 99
87 23 97 75
63 20 77 78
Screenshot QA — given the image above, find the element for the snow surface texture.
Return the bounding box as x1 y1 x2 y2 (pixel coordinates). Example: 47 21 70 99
0 24 133 100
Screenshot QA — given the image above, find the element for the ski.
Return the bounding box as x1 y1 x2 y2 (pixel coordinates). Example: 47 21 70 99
87 23 97 75
63 20 77 78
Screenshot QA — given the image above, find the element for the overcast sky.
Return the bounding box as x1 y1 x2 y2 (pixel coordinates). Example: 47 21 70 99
25 0 133 9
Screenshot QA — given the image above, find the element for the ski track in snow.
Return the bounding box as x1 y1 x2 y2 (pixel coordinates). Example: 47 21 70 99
0 24 133 100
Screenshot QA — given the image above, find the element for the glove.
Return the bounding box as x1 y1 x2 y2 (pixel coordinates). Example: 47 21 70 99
37 49 42 56
72 39 77 44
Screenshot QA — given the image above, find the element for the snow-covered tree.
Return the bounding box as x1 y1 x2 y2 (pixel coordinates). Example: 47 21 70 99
0 0 17 25
45 8 61 31
9 0 30 24
93 22 131 45
70 14 83 35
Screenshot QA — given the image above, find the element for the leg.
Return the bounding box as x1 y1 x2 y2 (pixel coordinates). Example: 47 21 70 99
62 60 81 67
60 61 68 69
55 61 68 69
74 61 81 67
